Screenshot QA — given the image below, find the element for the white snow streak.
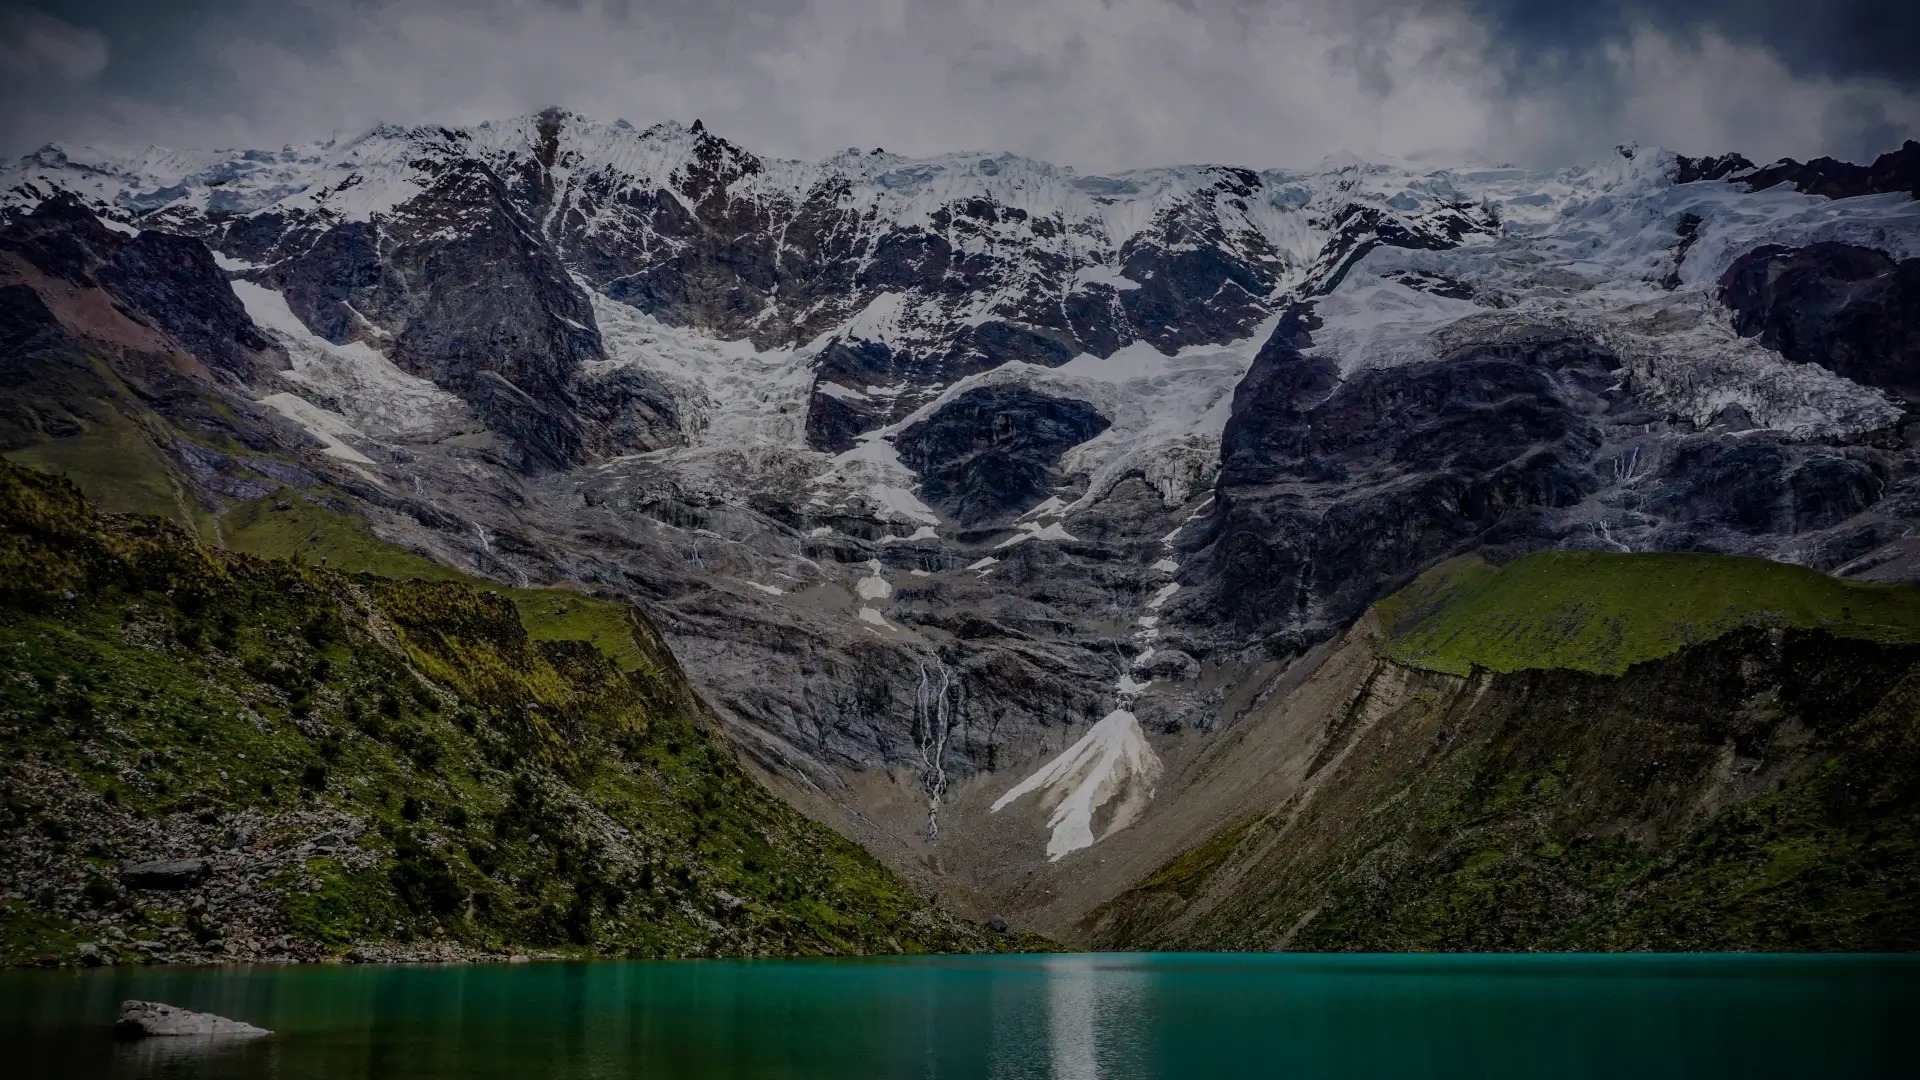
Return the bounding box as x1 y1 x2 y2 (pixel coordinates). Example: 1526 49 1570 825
990 708 1163 861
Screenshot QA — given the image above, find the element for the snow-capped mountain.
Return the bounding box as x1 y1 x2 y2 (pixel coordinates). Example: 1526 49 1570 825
3 108 1492 466
4 117 1917 935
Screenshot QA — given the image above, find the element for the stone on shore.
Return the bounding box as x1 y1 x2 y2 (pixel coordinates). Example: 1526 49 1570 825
115 1000 270 1039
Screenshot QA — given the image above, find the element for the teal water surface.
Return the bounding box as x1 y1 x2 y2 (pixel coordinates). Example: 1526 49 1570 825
3 952 1914 1079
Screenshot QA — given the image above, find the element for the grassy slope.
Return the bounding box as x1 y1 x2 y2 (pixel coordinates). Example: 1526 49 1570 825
0 463 1035 964
221 493 649 672
1 356 221 543
1376 550 1920 676
1095 553 1920 953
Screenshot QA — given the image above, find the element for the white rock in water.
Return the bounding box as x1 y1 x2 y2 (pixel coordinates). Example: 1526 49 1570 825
115 1000 270 1039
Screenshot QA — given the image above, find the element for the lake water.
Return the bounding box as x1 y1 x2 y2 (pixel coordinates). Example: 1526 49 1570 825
3 952 1913 1078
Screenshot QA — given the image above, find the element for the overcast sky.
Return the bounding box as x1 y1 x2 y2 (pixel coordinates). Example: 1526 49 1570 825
3 0 1916 171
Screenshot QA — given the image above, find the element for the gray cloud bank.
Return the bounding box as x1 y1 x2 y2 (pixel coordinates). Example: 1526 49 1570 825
3 0 1916 170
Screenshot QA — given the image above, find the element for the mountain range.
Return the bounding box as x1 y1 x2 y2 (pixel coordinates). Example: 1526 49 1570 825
3 111 1919 956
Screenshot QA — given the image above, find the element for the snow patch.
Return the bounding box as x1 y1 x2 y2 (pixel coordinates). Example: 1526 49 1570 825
855 559 893 600
996 520 1079 549
990 708 1163 861
234 281 468 439
259 392 377 469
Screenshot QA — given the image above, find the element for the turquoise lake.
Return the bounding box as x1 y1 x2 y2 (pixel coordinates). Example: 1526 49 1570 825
3 952 1914 1078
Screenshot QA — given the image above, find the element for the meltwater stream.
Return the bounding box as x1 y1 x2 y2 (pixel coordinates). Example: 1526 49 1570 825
4 952 1913 1079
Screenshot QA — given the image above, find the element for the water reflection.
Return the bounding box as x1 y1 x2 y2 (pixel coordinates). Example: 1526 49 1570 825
1039 954 1152 1080
0 954 1911 1079
1048 956 1103 1080
111 1032 259 1077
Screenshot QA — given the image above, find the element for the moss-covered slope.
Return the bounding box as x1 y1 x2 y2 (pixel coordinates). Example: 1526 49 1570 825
0 462 1040 966
1092 554 1920 953
1377 550 1920 676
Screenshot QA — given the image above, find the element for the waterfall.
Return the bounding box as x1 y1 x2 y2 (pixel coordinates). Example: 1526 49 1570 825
915 655 963 842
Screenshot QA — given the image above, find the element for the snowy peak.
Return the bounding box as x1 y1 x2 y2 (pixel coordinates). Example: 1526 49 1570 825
10 116 1910 479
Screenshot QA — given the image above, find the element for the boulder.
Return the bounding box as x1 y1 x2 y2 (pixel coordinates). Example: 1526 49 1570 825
119 858 211 889
114 1001 270 1039
986 915 1009 934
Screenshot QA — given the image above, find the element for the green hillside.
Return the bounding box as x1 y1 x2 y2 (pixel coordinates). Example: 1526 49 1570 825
0 462 1035 966
1375 550 1920 676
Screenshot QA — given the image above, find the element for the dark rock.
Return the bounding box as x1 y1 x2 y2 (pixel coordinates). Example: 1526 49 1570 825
0 191 124 283
1719 242 1920 405
115 1000 270 1039
1198 313 1615 639
98 230 281 379
986 915 1008 933
1673 152 1756 185
895 385 1110 525
119 858 211 890
575 366 683 455
0 195 280 381
1137 649 1200 681
1739 140 1920 200
1661 212 1704 290
265 159 614 472
1645 440 1791 534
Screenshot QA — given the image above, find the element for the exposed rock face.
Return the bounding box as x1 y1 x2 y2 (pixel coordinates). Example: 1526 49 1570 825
116 1001 271 1039
1740 140 1920 200
259 163 663 471
1677 141 1920 200
895 385 1110 526
1720 242 1920 406
1194 321 1613 641
0 195 279 381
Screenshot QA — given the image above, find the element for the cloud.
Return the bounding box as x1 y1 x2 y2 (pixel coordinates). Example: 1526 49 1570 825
0 6 108 84
2 0 1915 169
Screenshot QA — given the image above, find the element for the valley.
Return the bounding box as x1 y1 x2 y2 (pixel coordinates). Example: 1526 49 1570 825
3 118 1918 955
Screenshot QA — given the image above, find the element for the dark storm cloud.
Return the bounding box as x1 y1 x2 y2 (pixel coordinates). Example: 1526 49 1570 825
2 0 1915 169
1472 0 1920 87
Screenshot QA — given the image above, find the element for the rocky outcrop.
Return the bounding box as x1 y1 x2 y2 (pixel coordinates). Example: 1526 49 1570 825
116 1001 270 1039
895 385 1110 526
1191 318 1614 642
1720 242 1920 406
1740 140 1920 200
0 194 280 381
262 163 623 471
1676 140 1920 200
1184 275 1915 652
